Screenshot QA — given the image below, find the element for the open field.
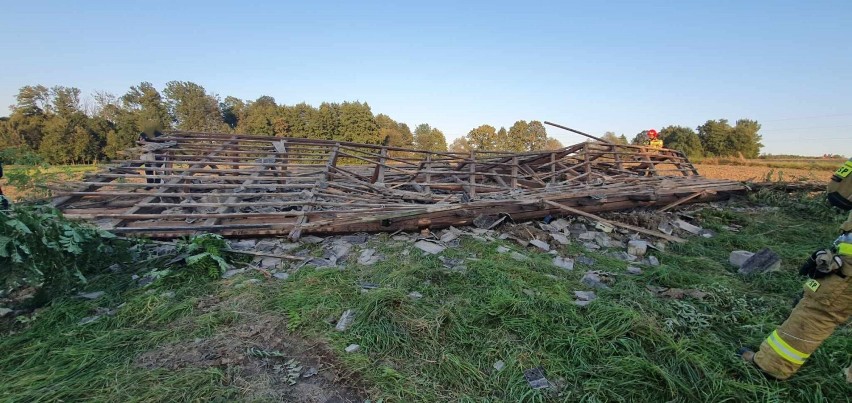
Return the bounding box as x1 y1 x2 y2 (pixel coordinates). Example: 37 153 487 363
694 164 831 182
2 191 850 401
1 164 97 202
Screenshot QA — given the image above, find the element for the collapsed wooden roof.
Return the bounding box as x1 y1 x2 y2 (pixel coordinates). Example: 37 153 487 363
53 131 745 239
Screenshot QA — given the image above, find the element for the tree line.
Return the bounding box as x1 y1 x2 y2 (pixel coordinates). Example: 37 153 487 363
0 82 460 165
599 119 764 159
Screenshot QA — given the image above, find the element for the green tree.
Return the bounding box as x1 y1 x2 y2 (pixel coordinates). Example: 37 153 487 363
376 114 413 148
121 82 170 132
338 101 380 143
449 137 471 153
466 124 498 151
238 96 277 136
696 119 733 156
543 137 564 150
495 127 510 151
49 86 82 117
730 119 763 158
631 130 649 145
659 125 703 158
601 131 628 145
413 124 448 152
163 81 223 131
315 102 340 140
12 85 50 115
220 96 245 130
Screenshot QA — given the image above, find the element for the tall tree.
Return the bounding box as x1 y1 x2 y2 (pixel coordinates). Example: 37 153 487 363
121 82 170 132
543 138 564 150
238 95 277 136
338 101 380 143
696 119 733 156
413 123 448 152
449 137 471 153
495 127 510 151
601 131 628 145
659 125 703 158
466 124 498 151
376 114 413 148
49 86 82 117
730 119 763 158
631 130 649 145
163 81 223 132
12 85 50 115
315 102 341 140
220 96 245 130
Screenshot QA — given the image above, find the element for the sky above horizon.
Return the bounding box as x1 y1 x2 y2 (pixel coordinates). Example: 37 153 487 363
1 0 850 156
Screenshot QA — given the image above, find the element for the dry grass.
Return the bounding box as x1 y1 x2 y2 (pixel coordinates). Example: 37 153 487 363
694 164 831 182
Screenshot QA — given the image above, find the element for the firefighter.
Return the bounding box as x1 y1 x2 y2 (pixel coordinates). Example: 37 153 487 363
738 158 852 381
647 129 664 149
0 162 9 210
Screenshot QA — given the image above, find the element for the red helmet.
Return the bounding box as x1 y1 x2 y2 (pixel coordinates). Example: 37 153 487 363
647 129 658 139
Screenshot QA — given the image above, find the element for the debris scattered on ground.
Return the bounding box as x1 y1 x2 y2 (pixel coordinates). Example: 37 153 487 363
524 367 554 390
552 256 574 271
344 344 360 353
729 250 755 268
510 252 530 261
414 240 446 255
0 307 12 317
576 256 596 266
334 310 355 332
223 269 246 279
626 266 643 275
493 360 506 371
573 290 597 307
529 239 550 251
581 271 613 290
77 291 105 300
739 248 782 275
358 249 380 265
647 256 660 266
408 291 423 300
674 219 703 235
627 240 648 257
273 272 289 280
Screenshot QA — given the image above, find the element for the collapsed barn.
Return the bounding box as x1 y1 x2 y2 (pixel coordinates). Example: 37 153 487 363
52 127 746 239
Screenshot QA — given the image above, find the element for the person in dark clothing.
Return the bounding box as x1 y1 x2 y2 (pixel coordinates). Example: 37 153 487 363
0 162 9 210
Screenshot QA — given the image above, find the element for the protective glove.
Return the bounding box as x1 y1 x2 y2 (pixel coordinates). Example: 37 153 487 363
799 249 842 279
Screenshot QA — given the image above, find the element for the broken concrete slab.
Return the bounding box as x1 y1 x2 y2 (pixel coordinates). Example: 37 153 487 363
493 360 506 372
576 256 596 266
301 235 325 244
77 291 105 300
228 239 257 251
524 367 553 390
595 222 615 233
739 248 782 275
581 271 611 290
574 290 597 301
510 252 530 262
578 231 597 241
358 249 381 265
657 221 674 235
335 309 355 332
627 240 648 257
552 256 574 271
496 245 510 254
609 251 638 262
414 240 446 255
340 233 369 244
646 255 660 266
551 218 570 232
344 344 360 353
273 272 290 280
626 266 643 275
674 219 703 235
529 239 550 251
408 291 423 300
594 232 612 248
729 250 755 268
259 257 283 269
550 233 570 245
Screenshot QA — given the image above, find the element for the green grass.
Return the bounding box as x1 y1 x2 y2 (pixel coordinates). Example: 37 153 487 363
2 191 851 402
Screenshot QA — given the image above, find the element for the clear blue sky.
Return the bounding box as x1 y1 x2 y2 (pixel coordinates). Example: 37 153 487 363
1 0 850 155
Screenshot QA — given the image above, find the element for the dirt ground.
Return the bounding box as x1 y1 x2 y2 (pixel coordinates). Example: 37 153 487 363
135 295 366 402
694 164 829 182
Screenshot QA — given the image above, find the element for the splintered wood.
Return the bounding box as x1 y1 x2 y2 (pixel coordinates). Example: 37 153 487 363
53 131 745 239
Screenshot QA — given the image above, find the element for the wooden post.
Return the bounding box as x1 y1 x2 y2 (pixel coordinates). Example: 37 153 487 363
371 146 387 184
511 156 518 189
469 150 476 200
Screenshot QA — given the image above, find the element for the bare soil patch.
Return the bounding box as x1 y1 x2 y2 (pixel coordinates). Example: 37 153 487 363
135 298 365 402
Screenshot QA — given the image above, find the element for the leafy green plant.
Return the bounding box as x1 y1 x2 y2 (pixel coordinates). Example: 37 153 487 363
0 205 126 306
176 234 233 279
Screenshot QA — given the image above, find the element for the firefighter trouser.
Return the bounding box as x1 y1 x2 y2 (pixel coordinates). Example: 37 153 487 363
754 265 852 380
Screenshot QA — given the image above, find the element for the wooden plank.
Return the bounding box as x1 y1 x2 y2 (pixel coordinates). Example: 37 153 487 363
542 199 687 243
